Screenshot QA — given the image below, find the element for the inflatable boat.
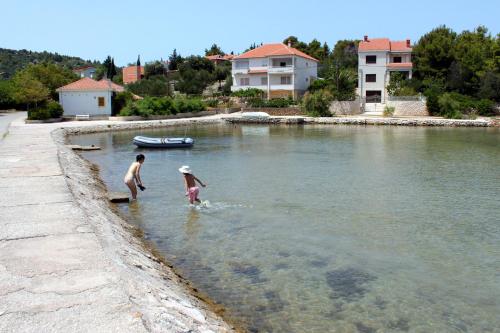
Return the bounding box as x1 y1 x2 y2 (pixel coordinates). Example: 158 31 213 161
241 111 270 119
133 136 194 148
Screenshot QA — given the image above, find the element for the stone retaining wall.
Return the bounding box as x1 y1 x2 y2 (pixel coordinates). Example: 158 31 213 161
387 100 429 116
242 107 304 116
109 110 217 121
329 100 361 115
225 116 493 127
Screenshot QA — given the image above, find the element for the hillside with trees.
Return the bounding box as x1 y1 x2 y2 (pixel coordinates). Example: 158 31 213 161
0 48 95 79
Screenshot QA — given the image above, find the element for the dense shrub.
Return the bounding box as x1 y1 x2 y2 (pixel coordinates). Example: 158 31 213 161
126 77 170 97
475 99 495 116
112 91 134 116
28 107 51 120
231 88 264 98
383 106 395 117
27 100 63 120
45 100 63 118
205 98 219 108
301 90 332 117
118 96 205 117
424 86 442 116
438 93 465 119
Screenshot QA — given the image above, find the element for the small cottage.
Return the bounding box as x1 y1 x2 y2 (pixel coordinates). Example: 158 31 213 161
56 78 125 117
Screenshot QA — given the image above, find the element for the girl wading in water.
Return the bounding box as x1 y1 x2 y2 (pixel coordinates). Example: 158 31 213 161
124 154 146 200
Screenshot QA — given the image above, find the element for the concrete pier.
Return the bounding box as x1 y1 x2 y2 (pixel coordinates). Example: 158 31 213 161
0 116 234 333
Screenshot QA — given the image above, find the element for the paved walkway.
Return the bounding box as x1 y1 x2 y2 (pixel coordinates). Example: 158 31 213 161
0 117 233 333
0 112 26 139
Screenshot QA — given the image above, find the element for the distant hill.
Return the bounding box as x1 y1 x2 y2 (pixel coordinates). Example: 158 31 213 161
0 48 98 79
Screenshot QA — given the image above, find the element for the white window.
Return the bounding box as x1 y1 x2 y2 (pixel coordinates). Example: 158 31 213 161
280 76 291 85
240 78 250 86
261 77 268 85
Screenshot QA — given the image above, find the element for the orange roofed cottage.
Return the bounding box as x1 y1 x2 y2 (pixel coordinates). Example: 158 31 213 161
56 78 126 117
122 65 144 84
358 36 413 107
231 43 318 99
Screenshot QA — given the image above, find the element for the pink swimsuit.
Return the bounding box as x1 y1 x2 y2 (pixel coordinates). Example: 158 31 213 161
188 187 199 203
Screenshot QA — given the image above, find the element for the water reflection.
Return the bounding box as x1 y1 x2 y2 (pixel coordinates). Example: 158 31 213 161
185 208 201 241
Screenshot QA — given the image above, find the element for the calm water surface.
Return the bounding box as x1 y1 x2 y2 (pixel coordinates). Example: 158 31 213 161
72 124 500 333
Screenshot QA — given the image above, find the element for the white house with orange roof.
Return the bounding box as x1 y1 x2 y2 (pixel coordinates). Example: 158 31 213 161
231 43 318 99
56 78 126 117
358 36 412 110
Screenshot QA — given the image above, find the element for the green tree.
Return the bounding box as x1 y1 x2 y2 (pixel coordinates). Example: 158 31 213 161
450 26 496 95
282 36 308 53
176 56 215 95
0 80 16 108
22 62 77 100
479 71 500 101
205 44 224 56
11 70 50 109
144 61 165 79
413 26 457 85
168 49 183 70
313 63 356 100
330 40 359 69
136 55 141 67
214 63 231 89
126 76 170 97
386 72 418 96
301 90 332 117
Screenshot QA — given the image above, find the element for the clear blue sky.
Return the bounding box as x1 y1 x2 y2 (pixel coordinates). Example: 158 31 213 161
1 0 499 66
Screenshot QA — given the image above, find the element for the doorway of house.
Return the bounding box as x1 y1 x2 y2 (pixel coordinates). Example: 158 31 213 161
366 90 382 103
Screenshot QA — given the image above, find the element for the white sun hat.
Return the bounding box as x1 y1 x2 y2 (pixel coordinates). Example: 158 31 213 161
178 165 192 174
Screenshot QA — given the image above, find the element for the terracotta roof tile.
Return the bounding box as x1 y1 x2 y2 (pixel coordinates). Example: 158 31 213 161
56 77 125 92
359 38 412 52
390 41 412 52
234 43 318 62
99 79 125 92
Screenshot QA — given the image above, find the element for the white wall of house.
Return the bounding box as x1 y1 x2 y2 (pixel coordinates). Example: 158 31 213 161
294 56 317 91
358 51 413 103
231 55 317 96
59 90 112 116
358 51 389 103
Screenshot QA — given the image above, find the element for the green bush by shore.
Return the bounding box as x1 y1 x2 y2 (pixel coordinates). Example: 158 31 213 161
118 96 206 117
27 100 63 120
433 92 495 119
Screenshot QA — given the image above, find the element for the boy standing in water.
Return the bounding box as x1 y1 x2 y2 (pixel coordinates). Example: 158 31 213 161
124 154 146 200
179 165 206 204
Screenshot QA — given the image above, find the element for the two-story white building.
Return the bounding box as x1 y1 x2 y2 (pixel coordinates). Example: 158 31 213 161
231 43 318 99
358 36 412 106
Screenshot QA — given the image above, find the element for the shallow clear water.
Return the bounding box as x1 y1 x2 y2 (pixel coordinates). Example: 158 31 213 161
72 124 500 333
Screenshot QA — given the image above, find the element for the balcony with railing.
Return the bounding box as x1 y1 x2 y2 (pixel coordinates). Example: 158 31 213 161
268 58 294 74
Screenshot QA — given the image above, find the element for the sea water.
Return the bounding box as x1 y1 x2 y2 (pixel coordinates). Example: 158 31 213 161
72 124 500 333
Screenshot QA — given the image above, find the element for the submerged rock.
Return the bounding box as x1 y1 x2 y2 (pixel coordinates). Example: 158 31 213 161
325 268 376 302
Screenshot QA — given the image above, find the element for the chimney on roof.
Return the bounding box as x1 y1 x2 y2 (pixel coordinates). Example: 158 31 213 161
287 41 291 47
364 35 368 42
406 39 411 47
